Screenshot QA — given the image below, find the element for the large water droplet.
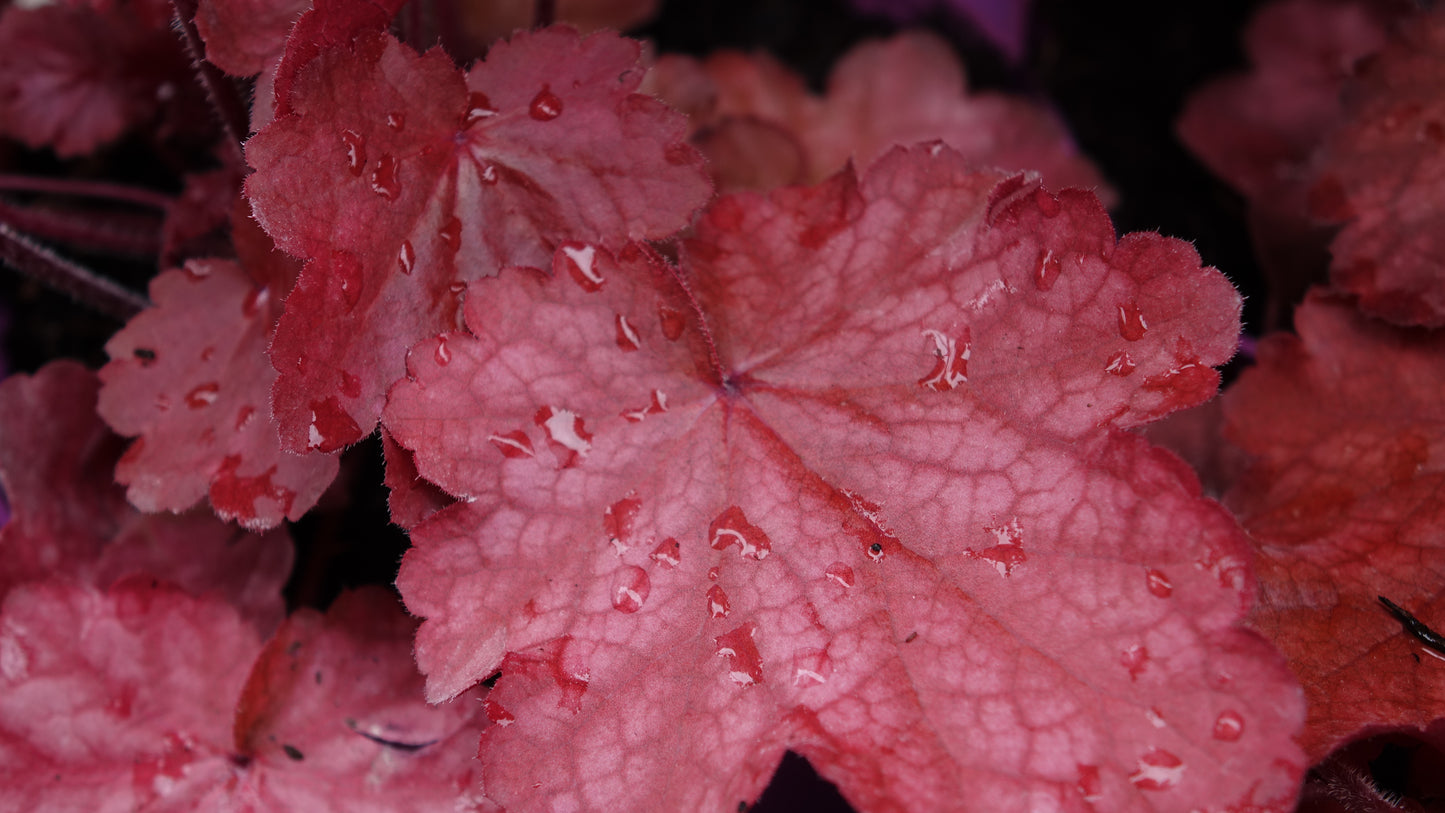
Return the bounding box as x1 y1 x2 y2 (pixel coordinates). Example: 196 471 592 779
397 240 415 276
1076 764 1102 802
1121 644 1148 680
464 91 496 126
488 429 534 459
706 585 731 619
341 130 366 176
918 328 970 391
714 624 763 686
615 314 640 351
1105 350 1136 377
1118 301 1148 341
529 85 563 121
483 699 515 726
824 562 855 589
604 495 642 551
610 566 650 613
709 506 772 560
649 537 680 568
533 406 592 466
560 244 602 291
1145 568 1173 598
1034 249 1061 291
621 389 668 422
434 337 452 366
966 518 1027 577
1128 749 1184 791
185 382 220 409
658 306 686 340
370 154 401 200
1212 709 1245 741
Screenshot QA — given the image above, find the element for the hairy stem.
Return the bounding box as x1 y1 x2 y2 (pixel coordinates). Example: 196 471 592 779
169 0 250 161
0 175 174 210
0 221 149 321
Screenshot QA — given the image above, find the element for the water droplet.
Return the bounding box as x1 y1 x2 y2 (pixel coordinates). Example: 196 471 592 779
918 328 971 391
604 495 642 550
533 406 592 465
341 130 366 176
714 624 763 686
1105 350 1136 376
438 217 462 253
449 281 466 294
397 240 415 275
658 306 686 340
483 699 515 726
1076 764 1102 802
305 396 361 452
709 506 772 560
791 648 831 687
199 346 216 362
464 91 496 126
185 382 220 409
649 538 680 568
559 244 602 291
707 585 731 618
1146 707 1166 728
340 370 362 398
434 337 452 366
386 111 405 131
965 518 1027 577
242 286 269 319
621 389 668 422
234 406 255 431
184 263 211 280
1128 749 1184 791
824 562 855 588
155 393 171 412
1145 568 1173 598
610 566 650 613
1118 301 1148 341
478 161 499 185
1212 709 1245 742
488 429 534 459
615 314 640 351
1034 188 1062 217
1121 644 1148 680
370 154 401 200
707 566 720 581
1034 249 1061 291
529 85 563 121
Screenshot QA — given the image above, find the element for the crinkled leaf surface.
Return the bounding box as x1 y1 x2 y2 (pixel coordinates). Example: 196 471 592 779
1223 292 1445 759
0 581 489 812
649 32 1109 198
246 25 710 453
98 258 339 530
0 363 291 629
385 147 1304 811
1308 5 1445 327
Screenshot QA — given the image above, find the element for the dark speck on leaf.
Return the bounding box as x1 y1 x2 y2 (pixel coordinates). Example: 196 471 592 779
282 744 304 761
905 631 918 643
133 347 156 363
287 641 303 656
869 543 883 555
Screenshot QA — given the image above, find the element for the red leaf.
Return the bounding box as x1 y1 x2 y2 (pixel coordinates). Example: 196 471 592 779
98 259 338 530
272 0 406 116
648 32 1111 198
1223 292 1445 758
1308 5 1445 327
385 147 1303 810
246 26 711 453
0 363 292 630
195 0 309 77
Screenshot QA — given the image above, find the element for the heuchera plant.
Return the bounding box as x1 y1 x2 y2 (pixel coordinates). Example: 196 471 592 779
0 0 1441 810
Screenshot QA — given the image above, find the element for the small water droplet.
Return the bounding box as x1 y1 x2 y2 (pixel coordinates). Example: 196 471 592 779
1145 568 1173 598
483 699 515 726
396 240 415 275
1146 707 1166 728
199 346 216 362
649 538 680 568
331 253 364 311
824 562 855 588
1105 350 1136 376
621 389 668 422
534 405 592 465
434 337 452 366
707 585 731 618
529 85 563 121
714 624 763 686
1034 249 1061 291
449 281 466 294
185 382 220 409
386 111 405 131
1212 709 1245 742
341 130 366 176
918 328 970 391
1118 301 1148 341
709 506 772 560
559 244 602 291
791 648 831 687
1121 644 1148 680
242 287 269 319
1128 749 1184 791
478 161 499 185
184 263 212 280
464 91 496 125
658 306 686 340
370 154 401 200
488 429 534 459
438 217 462 253
340 370 362 399
1076 764 1103 802
707 566 720 581
234 406 255 431
604 495 642 551
965 518 1027 577
610 566 650 613
615 314 640 351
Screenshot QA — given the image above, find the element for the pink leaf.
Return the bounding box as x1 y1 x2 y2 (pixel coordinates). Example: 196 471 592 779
385 147 1303 810
0 362 292 630
246 26 711 453
1224 292 1445 758
98 259 338 530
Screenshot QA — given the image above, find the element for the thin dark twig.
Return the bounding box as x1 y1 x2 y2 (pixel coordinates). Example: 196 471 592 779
1378 595 1445 657
169 0 250 161
0 201 163 257
0 221 149 321
0 175 174 210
